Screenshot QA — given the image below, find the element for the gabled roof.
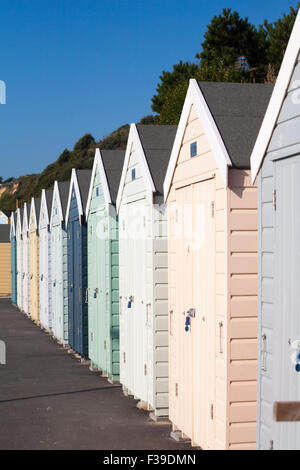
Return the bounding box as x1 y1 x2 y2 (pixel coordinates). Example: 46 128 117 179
39 189 53 229
22 202 30 235
50 181 70 226
10 211 17 237
198 82 273 168
164 79 273 198
16 208 23 236
116 124 177 211
29 198 41 230
0 225 10 243
86 148 125 215
65 169 92 225
251 10 300 181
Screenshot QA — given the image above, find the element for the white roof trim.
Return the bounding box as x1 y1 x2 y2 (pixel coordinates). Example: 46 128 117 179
163 79 232 200
22 202 30 235
29 198 39 231
50 181 64 227
16 208 22 237
65 169 84 227
38 189 50 231
10 212 16 237
116 123 156 212
251 10 300 182
86 148 112 218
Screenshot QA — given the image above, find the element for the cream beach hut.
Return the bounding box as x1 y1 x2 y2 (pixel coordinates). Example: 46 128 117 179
0 225 11 296
29 198 41 323
16 208 23 309
164 80 273 449
22 202 30 315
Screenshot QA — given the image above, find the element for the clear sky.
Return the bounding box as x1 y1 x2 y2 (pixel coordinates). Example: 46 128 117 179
0 0 298 179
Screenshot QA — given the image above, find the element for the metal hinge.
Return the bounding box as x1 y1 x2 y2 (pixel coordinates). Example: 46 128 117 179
175 383 178 397
272 189 277 210
104 340 106 350
270 440 274 450
211 404 214 420
211 201 215 217
123 352 126 363
144 364 147 376
91 332 93 342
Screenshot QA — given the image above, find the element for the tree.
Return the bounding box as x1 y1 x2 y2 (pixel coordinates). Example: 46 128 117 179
151 61 200 116
197 8 267 72
73 133 95 152
157 59 248 125
262 3 299 74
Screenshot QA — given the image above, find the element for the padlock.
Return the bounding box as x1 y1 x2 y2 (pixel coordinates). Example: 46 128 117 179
128 296 133 308
185 316 191 332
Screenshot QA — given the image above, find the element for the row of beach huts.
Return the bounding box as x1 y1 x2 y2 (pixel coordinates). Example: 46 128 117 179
7 12 300 450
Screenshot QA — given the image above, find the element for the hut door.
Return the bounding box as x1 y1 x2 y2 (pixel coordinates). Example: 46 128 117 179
192 179 215 449
74 220 82 354
68 221 75 349
89 211 98 365
176 178 215 447
176 185 193 438
98 210 108 373
274 156 300 450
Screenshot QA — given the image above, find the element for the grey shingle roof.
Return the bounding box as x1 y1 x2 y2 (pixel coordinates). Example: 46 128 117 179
33 198 41 226
0 225 10 243
101 150 125 204
18 208 24 232
197 82 274 168
136 125 177 195
75 170 92 215
13 212 17 230
44 190 53 218
57 182 70 218
25 203 30 223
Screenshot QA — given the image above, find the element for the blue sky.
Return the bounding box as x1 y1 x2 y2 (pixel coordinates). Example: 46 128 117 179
0 0 298 179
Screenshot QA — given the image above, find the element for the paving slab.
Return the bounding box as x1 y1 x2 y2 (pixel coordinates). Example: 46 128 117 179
0 299 192 450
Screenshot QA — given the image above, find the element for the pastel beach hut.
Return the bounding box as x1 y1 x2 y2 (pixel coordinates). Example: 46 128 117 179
22 202 30 315
164 80 273 449
10 212 17 304
117 124 177 419
65 169 91 359
29 198 41 323
39 189 53 331
251 11 300 451
50 181 70 345
16 208 23 309
86 148 125 381
0 225 11 297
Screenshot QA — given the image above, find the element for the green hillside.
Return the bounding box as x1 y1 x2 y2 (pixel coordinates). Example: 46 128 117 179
0 117 154 215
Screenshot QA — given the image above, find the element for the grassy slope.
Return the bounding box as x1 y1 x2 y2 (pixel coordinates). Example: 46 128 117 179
0 117 154 215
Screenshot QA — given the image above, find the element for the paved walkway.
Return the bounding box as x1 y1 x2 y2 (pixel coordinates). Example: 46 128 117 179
0 299 191 450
